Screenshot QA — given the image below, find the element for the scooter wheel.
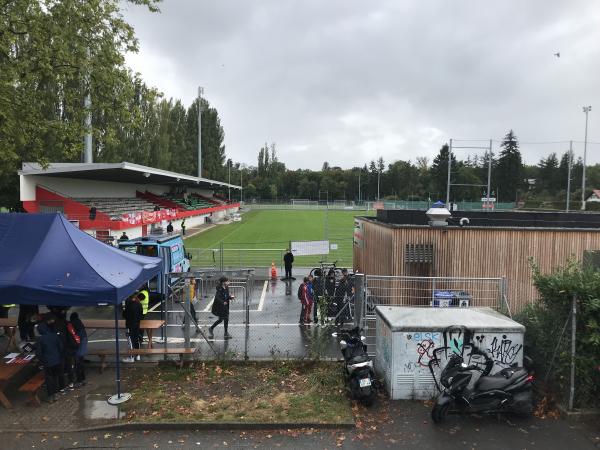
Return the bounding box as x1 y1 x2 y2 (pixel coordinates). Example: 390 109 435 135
431 403 450 423
361 394 375 407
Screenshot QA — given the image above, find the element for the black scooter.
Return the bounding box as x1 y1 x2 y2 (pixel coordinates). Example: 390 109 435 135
333 327 376 406
430 349 534 423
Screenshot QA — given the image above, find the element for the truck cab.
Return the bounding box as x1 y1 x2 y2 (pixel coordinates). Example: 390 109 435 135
118 233 191 298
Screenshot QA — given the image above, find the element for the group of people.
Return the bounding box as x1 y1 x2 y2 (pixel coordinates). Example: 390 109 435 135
36 308 88 402
0 304 89 404
297 268 354 326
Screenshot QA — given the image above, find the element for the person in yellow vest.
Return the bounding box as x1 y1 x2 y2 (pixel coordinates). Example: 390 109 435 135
0 303 15 337
137 286 149 345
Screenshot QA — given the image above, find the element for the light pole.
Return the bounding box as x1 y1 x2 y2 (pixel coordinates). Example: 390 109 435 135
197 87 204 178
377 169 380 201
566 140 573 212
358 169 361 204
228 160 231 201
240 167 243 204
581 106 592 210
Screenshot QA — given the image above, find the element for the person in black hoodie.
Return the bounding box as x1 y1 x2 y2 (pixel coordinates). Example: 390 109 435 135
124 293 143 362
36 321 64 403
208 277 234 340
69 312 88 386
18 304 39 341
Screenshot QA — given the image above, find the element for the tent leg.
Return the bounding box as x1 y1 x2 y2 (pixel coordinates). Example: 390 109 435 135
108 305 131 405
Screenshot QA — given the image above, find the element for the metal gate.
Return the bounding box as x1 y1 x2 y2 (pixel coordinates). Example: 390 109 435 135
358 275 509 354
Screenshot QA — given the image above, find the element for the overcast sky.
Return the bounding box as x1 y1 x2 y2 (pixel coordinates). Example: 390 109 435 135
122 0 600 170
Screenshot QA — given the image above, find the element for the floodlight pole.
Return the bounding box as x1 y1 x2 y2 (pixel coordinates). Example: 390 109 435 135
566 140 573 212
377 168 381 201
228 160 231 201
581 106 592 210
446 139 453 206
486 139 492 208
197 87 204 179
358 169 361 204
83 48 93 164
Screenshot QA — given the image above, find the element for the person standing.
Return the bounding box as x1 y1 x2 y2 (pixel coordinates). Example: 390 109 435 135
298 277 309 326
166 221 174 233
305 275 314 325
36 321 64 403
283 249 294 279
181 219 186 236
312 269 324 324
208 277 234 339
118 232 129 241
18 304 38 342
334 269 354 326
69 312 87 386
123 294 143 362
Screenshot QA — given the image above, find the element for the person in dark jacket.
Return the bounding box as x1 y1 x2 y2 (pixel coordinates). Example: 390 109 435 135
208 277 234 339
283 249 294 279
166 221 174 233
69 312 88 386
123 294 143 362
334 269 354 325
18 304 39 341
312 269 324 324
36 321 65 403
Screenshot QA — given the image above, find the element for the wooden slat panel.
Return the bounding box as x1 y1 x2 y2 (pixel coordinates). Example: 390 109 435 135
354 222 600 312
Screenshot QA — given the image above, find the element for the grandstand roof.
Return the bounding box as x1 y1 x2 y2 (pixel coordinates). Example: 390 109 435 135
19 162 241 190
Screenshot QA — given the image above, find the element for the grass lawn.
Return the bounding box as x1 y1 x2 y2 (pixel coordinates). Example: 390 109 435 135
184 209 373 267
122 361 353 424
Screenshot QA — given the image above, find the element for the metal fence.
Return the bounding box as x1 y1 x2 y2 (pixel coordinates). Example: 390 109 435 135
357 275 510 355
187 238 355 270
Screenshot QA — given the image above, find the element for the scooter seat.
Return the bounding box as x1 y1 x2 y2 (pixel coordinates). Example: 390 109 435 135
477 374 515 391
349 354 370 365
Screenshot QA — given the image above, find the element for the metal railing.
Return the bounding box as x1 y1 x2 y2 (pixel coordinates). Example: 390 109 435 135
358 275 509 354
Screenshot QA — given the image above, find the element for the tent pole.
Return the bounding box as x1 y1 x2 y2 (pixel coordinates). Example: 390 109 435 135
108 303 131 405
115 305 121 398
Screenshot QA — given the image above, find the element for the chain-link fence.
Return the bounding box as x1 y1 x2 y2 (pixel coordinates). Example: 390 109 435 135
358 275 509 355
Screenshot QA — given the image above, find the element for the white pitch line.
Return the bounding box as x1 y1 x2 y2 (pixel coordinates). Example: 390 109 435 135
257 280 268 311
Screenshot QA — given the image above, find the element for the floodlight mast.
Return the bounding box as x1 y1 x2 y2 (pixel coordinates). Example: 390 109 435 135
581 106 592 210
198 87 204 179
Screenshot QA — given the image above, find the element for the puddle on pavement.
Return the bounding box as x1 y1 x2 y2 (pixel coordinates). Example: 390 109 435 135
83 393 126 420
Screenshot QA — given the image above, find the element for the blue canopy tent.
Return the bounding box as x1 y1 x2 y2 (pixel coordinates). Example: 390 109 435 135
0 213 162 403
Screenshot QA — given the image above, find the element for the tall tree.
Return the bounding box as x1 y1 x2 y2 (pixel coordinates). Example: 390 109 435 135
0 0 159 208
429 144 455 201
495 130 523 202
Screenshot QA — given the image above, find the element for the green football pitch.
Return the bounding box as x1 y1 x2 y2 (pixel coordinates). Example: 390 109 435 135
183 209 373 268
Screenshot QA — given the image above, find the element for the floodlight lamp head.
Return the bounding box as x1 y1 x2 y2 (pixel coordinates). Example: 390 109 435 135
583 106 592 113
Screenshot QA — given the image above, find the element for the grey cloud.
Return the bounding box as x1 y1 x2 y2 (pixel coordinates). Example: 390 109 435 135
123 0 600 169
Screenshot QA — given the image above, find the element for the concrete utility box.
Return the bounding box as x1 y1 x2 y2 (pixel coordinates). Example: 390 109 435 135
374 306 525 400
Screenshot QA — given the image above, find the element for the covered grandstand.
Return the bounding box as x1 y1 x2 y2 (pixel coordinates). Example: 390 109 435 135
19 162 241 242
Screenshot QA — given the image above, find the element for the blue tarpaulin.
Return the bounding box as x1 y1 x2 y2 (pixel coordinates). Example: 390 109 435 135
0 213 162 306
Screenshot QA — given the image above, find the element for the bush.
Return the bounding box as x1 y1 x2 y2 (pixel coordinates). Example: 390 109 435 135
516 259 600 409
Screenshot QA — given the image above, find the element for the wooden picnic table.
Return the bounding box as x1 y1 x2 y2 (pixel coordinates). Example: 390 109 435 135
0 356 35 409
0 318 165 349
82 319 165 349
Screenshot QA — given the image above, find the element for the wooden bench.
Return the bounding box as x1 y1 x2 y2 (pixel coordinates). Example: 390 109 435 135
88 348 196 373
18 372 45 406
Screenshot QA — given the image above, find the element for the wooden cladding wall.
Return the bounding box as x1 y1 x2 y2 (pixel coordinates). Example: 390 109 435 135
353 219 600 312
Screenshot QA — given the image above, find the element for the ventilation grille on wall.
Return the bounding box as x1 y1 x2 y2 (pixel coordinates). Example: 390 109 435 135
396 374 414 386
405 244 434 264
416 373 435 385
